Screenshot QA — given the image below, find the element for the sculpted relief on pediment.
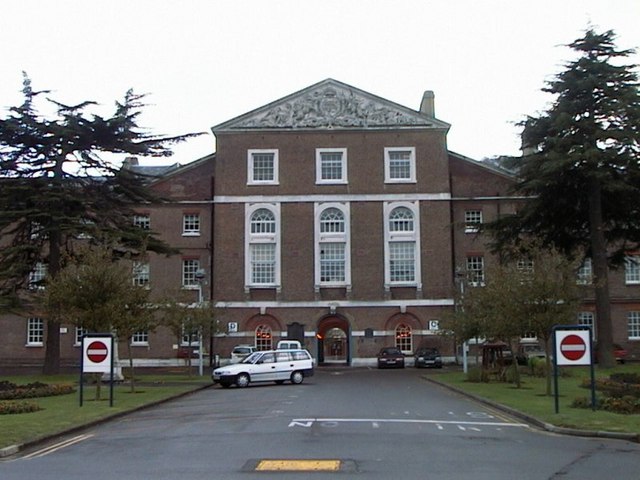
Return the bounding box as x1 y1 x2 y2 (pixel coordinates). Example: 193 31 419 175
233 85 432 129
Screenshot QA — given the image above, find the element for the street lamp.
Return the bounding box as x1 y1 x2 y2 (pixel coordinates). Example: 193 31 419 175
195 268 206 376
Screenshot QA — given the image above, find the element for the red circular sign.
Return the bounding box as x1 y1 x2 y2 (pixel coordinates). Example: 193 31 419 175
87 341 108 363
560 334 586 361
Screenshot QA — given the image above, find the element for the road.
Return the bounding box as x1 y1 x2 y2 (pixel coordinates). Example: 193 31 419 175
1 367 639 479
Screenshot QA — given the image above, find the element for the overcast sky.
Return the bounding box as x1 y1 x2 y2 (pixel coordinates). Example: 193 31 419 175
2 1 639 165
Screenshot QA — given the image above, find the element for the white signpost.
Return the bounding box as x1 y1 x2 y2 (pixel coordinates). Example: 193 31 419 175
80 334 115 407
552 326 595 413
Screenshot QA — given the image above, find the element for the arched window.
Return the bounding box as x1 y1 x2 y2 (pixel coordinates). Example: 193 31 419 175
315 203 351 287
255 325 273 351
384 202 420 287
395 323 412 352
246 204 280 287
320 208 345 233
251 209 275 234
389 207 414 232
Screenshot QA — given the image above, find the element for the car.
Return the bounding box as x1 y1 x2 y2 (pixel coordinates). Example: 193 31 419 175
212 349 314 388
414 347 443 368
276 340 302 350
377 347 405 369
594 342 628 364
230 344 256 364
517 343 547 365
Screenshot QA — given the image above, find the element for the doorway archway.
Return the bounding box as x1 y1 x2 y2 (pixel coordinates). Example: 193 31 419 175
317 315 350 365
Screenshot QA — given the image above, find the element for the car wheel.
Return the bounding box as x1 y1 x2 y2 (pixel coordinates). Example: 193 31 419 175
275 380 285 385
236 373 250 388
290 371 304 384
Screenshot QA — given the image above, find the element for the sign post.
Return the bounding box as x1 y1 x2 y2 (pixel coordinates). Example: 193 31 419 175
80 334 115 407
552 325 595 413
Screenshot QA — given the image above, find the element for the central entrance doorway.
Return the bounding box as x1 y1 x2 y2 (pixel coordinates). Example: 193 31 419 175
317 315 350 365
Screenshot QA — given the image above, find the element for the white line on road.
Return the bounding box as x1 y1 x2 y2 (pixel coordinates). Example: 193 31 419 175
22 434 94 459
289 418 529 428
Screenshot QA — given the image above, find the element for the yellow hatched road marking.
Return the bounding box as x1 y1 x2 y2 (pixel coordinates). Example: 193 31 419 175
256 459 341 471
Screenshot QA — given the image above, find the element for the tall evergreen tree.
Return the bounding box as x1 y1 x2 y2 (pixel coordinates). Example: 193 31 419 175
489 29 640 367
0 74 201 374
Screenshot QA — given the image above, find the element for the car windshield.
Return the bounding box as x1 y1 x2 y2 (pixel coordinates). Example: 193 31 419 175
240 352 262 364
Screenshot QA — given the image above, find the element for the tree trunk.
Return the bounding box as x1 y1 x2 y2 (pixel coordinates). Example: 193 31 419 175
587 177 614 368
43 227 62 375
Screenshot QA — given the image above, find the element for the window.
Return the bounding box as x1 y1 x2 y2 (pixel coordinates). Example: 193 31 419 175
75 327 86 346
133 262 150 287
516 258 534 274
316 148 347 184
183 213 200 236
255 325 273 350
577 258 593 285
248 149 278 184
246 204 280 288
395 324 412 352
182 259 201 288
133 214 150 230
27 317 44 346
28 262 47 290
315 204 351 287
625 256 640 284
467 256 485 286
385 147 416 183
389 242 416 282
577 311 596 339
464 210 483 233
628 312 640 340
131 331 149 345
384 203 420 287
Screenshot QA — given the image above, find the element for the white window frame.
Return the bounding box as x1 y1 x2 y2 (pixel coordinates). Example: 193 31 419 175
182 213 201 236
248 149 279 185
75 327 86 346
133 214 151 230
576 258 593 285
625 255 640 284
577 311 596 340
314 203 351 288
28 262 47 290
133 261 150 288
182 259 201 289
384 202 421 288
131 331 149 346
467 256 485 287
255 325 273 351
316 148 348 184
464 210 483 233
384 147 416 184
628 312 640 340
245 203 281 289
27 317 44 346
395 323 413 353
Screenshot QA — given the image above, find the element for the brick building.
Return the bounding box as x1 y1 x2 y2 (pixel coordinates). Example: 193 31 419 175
2 78 638 371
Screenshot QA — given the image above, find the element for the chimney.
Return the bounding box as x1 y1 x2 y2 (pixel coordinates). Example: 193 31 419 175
420 90 435 117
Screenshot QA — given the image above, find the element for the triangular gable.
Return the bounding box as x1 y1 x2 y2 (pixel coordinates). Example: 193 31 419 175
212 79 450 132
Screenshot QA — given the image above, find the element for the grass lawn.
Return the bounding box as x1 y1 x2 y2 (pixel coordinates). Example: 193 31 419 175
0 371 211 450
430 363 640 436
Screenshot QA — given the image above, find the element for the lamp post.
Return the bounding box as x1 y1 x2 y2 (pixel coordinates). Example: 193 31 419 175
195 268 206 377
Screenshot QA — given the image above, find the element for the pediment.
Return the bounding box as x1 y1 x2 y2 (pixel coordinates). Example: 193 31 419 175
212 79 450 132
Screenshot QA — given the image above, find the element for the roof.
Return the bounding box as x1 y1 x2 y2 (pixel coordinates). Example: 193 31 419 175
212 78 451 133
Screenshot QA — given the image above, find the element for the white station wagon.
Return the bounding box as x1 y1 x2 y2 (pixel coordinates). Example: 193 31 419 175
212 349 314 388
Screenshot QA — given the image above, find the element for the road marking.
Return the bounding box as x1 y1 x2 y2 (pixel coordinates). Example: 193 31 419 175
256 460 340 471
22 434 94 459
289 418 529 428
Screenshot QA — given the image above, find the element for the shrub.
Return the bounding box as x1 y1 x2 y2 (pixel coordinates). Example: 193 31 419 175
466 367 489 383
0 400 42 415
0 383 76 400
609 373 640 385
528 357 549 378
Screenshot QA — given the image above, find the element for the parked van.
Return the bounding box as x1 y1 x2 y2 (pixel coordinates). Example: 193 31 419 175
212 349 314 388
276 340 302 350
230 344 256 363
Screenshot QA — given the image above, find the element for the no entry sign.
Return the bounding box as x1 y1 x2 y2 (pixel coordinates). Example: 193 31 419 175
555 329 591 366
82 335 113 373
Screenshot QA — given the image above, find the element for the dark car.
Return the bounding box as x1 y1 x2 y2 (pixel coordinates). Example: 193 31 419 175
414 347 443 368
377 347 405 369
594 342 627 364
